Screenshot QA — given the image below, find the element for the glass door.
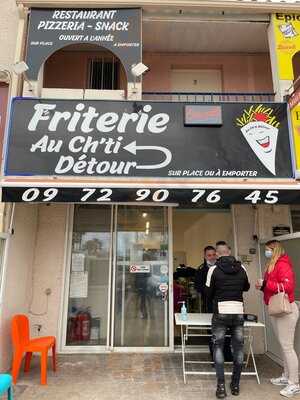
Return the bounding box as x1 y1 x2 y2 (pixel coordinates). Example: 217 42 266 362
112 205 170 348
63 204 171 351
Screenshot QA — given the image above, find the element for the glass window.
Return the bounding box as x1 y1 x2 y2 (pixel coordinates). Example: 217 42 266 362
66 205 112 346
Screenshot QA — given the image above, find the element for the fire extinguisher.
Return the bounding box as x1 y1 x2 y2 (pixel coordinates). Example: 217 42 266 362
75 309 91 341
81 308 91 341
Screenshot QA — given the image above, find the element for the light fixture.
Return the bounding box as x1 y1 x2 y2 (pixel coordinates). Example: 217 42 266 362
146 221 150 229
12 61 33 92
131 62 149 78
142 213 148 218
12 61 29 75
131 62 149 91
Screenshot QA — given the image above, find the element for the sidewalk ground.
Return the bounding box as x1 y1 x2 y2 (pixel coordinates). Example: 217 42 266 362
13 353 285 400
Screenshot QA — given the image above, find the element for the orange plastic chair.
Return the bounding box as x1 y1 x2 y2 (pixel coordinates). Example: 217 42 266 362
11 315 56 385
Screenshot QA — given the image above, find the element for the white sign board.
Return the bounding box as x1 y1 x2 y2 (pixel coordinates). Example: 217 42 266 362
70 271 88 298
129 265 151 273
71 253 85 272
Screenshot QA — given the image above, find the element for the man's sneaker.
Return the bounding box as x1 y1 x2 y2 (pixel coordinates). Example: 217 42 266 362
216 383 227 399
271 376 289 386
280 384 300 398
230 383 240 396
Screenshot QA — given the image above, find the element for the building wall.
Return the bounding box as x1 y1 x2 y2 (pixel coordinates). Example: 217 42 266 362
0 204 38 371
143 53 273 92
0 204 68 370
0 0 18 70
257 205 292 239
29 204 68 339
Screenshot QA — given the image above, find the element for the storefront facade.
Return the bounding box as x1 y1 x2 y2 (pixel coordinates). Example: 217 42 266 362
0 0 300 370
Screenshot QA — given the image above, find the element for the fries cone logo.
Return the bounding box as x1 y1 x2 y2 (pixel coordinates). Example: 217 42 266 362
236 105 280 176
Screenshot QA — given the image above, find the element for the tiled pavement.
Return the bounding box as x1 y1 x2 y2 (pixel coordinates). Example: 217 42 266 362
11 353 288 400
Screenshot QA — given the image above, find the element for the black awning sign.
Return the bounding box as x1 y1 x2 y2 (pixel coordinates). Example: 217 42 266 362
5 99 293 179
2 187 300 206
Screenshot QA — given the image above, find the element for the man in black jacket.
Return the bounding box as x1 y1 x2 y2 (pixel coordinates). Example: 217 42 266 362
206 243 250 399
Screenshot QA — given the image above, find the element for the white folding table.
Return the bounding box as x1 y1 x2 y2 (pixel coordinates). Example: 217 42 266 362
175 313 265 384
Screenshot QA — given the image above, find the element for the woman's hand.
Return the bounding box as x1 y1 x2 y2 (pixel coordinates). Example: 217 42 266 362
255 279 264 290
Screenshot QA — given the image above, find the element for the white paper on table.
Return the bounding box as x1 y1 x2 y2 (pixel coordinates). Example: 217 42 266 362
71 253 85 272
69 271 88 298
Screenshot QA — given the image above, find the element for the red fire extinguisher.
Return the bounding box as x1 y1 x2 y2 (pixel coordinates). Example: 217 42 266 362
75 309 91 341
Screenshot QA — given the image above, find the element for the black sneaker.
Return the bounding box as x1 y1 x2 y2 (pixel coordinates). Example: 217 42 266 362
230 383 240 396
216 383 227 399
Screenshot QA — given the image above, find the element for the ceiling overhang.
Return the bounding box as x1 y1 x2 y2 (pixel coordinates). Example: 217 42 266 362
15 0 300 13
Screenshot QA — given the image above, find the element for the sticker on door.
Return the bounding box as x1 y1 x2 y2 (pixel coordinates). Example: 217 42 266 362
129 265 151 273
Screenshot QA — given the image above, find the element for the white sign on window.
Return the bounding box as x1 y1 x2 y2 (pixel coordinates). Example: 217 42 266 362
72 253 85 272
70 271 88 298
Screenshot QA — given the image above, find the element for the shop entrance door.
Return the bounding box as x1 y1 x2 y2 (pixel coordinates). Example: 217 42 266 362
62 204 171 352
112 205 170 348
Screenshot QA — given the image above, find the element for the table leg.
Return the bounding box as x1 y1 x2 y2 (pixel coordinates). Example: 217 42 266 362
181 324 186 384
245 329 251 368
249 334 260 384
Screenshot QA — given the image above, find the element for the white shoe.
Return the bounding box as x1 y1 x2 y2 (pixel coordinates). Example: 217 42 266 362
280 384 300 398
271 376 289 386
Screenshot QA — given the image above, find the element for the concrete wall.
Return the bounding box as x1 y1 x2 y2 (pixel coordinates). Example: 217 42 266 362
0 204 38 371
143 53 273 92
0 203 68 371
29 204 68 339
0 0 18 70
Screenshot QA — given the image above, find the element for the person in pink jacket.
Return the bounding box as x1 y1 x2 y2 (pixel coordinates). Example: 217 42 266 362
256 240 299 398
